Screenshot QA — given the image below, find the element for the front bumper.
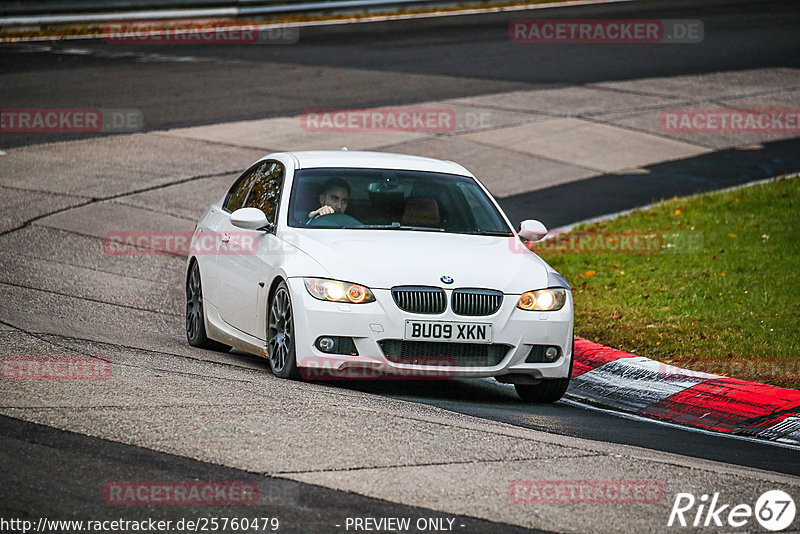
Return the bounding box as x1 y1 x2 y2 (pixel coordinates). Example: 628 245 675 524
287 278 573 380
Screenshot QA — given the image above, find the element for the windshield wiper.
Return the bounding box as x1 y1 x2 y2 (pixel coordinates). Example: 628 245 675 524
355 223 444 232
459 230 513 236
354 223 402 229
398 225 445 232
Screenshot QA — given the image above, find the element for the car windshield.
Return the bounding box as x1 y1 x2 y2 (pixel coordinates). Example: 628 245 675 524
287 168 512 235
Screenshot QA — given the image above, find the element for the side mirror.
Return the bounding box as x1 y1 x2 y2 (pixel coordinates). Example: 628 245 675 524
230 207 269 230
518 219 548 242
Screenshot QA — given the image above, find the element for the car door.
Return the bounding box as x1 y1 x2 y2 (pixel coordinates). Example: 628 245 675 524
215 160 285 339
200 165 259 307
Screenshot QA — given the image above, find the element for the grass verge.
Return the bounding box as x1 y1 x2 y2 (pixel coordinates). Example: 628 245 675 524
533 175 799 389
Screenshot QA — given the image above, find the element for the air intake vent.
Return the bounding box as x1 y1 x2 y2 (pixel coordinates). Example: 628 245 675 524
379 340 511 367
451 288 503 316
391 286 446 314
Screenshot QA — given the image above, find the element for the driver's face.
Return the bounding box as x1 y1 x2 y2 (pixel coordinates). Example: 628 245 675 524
320 187 349 213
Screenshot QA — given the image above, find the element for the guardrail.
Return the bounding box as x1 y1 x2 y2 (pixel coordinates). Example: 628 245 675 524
0 0 441 24
0 1 227 16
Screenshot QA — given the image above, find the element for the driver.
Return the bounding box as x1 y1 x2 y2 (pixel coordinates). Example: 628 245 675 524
308 177 350 221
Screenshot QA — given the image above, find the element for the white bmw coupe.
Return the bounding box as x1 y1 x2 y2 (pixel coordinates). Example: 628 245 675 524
186 150 573 402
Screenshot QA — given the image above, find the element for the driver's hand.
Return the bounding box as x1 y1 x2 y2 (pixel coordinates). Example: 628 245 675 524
309 205 334 218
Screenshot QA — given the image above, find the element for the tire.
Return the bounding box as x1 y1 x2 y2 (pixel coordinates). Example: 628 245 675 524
267 281 299 379
185 261 230 352
515 339 574 403
515 378 570 403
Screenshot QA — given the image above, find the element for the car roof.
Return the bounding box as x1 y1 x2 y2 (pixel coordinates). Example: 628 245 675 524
283 150 473 176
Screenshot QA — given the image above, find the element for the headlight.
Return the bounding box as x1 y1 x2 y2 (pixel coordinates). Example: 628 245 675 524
517 288 567 311
304 278 375 304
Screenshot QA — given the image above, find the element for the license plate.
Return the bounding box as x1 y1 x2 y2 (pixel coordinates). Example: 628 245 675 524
404 320 492 344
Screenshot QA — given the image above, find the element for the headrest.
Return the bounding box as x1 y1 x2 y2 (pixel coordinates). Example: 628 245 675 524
401 197 440 228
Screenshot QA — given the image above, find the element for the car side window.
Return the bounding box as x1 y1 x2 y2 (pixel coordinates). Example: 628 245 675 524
242 161 284 224
224 165 260 212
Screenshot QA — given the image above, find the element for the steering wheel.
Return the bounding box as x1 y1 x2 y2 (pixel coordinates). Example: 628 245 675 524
307 213 362 227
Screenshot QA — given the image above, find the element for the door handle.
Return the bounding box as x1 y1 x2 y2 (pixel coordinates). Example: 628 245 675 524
220 233 230 243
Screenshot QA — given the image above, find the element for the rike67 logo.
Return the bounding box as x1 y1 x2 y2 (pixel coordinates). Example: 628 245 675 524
668 490 796 531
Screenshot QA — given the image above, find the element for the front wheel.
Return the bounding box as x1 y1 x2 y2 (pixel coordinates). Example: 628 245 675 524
515 339 573 403
268 281 299 379
515 378 570 403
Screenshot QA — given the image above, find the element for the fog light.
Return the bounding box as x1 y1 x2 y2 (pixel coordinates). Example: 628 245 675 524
318 337 335 352
544 346 560 362
314 336 359 356
524 345 562 363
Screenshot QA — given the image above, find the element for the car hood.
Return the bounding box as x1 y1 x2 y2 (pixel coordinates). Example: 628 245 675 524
282 229 550 293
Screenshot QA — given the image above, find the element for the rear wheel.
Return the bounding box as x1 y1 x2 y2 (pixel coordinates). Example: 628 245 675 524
185 261 230 352
268 281 299 379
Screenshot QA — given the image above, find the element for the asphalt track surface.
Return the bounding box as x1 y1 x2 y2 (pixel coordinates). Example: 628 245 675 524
338 379 800 477
0 416 539 534
2 0 800 529
2 0 799 149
